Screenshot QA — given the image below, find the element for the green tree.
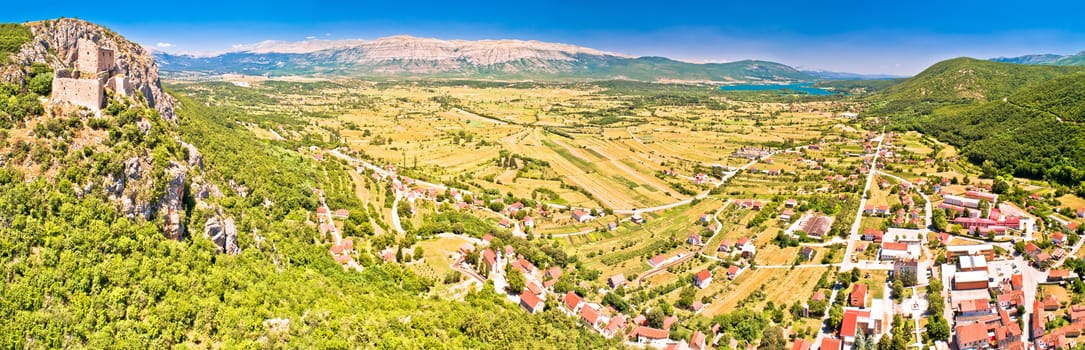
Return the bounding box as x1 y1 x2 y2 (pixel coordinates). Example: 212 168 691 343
757 326 786 350
505 263 526 294
926 314 950 341
28 72 52 96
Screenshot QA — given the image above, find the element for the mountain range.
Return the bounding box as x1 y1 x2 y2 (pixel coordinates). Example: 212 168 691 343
989 52 1085 66
155 36 839 82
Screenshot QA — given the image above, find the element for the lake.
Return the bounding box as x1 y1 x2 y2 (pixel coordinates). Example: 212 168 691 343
719 83 837 95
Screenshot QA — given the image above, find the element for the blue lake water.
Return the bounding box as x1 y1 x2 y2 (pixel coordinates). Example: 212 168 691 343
719 83 837 95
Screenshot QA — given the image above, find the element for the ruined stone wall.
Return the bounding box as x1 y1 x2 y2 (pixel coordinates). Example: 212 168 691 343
51 77 103 111
75 38 114 74
107 75 131 97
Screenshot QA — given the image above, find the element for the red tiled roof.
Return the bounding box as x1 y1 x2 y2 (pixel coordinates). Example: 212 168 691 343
956 323 988 345
563 292 583 311
527 281 543 296
840 311 859 337
695 269 712 282
663 315 678 330
792 339 812 350
851 284 868 300
820 338 841 350
882 242 909 251
580 305 601 324
959 299 990 313
691 331 706 347
605 314 626 333
631 326 669 340
520 290 542 311
482 248 496 266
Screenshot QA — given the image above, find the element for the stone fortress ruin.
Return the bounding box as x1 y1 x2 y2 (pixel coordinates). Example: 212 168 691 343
50 38 131 112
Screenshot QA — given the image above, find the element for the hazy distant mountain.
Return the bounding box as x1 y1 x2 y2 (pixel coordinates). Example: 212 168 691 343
990 54 1065 65
799 69 905 80
155 35 815 82
989 52 1085 66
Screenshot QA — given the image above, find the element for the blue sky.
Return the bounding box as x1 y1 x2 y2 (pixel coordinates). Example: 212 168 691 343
5 0 1085 75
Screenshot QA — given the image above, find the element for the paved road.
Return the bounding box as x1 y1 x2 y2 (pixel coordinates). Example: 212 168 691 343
841 127 886 271
813 282 843 348
390 192 406 234
636 252 697 285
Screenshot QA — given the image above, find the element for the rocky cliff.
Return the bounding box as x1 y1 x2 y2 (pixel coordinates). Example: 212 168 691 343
1 18 176 120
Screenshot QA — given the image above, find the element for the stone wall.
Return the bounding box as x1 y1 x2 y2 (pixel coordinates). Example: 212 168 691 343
51 77 103 111
76 38 114 74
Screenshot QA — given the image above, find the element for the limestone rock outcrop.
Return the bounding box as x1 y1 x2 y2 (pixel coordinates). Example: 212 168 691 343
204 216 240 255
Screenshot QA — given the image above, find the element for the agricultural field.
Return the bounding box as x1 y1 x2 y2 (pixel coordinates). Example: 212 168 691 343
169 77 901 331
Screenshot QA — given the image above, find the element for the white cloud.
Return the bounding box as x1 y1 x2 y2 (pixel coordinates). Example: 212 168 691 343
306 36 317 40
156 42 174 48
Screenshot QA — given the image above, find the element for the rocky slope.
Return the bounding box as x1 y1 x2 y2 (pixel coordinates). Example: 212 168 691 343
156 35 814 82
0 19 238 251
1 18 176 120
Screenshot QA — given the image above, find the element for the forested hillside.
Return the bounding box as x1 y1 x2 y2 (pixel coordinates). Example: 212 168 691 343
874 59 1085 194
1010 72 1085 122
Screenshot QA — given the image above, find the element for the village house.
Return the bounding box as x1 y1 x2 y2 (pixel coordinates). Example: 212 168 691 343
850 284 868 308
693 269 713 289
727 265 740 280
998 290 1024 309
800 247 816 261
862 228 884 242
630 326 670 347
780 209 795 222
820 337 842 350
691 330 707 350
580 305 604 331
840 308 886 348
608 274 628 289
649 254 667 267
687 234 702 245
957 299 993 318
955 323 989 350
571 209 594 223
519 290 544 314
718 240 732 253
602 314 626 338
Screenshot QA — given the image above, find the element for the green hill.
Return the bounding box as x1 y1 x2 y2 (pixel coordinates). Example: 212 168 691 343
874 59 1085 192
880 57 1085 104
